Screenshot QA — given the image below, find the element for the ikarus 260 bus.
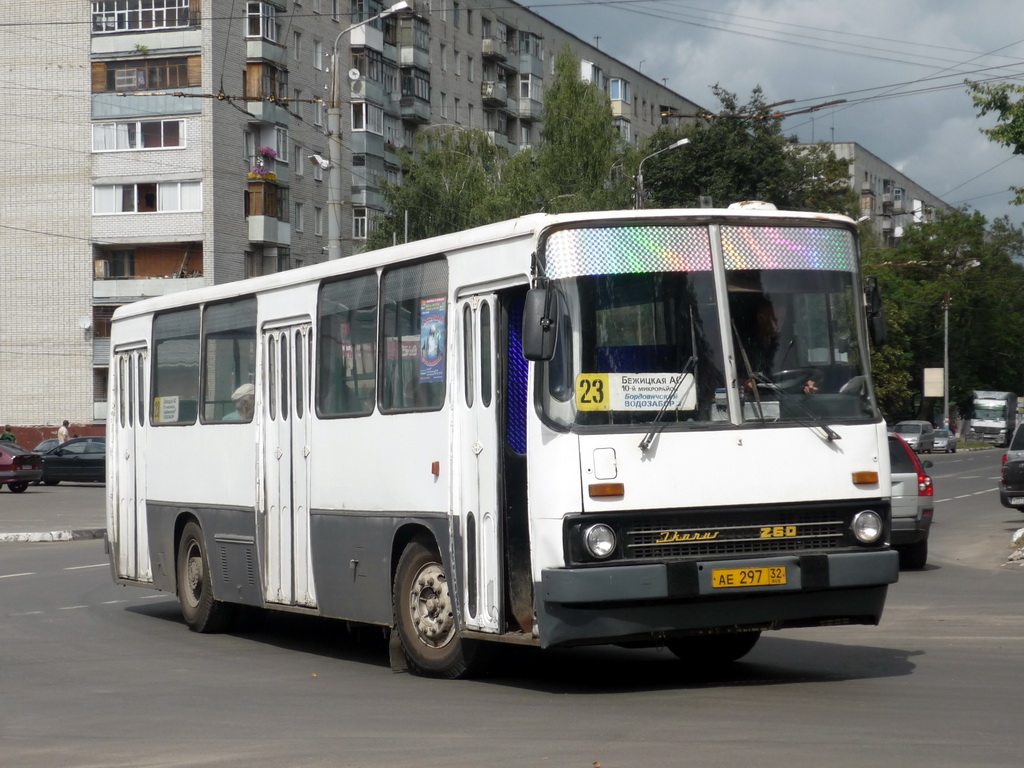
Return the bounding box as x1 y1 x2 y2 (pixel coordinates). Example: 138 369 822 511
106 203 898 678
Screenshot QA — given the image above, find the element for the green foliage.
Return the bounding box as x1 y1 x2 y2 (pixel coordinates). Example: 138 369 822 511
967 81 1024 205
638 85 856 215
863 209 1024 421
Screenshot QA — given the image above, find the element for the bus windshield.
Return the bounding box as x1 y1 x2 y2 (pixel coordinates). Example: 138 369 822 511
537 221 878 430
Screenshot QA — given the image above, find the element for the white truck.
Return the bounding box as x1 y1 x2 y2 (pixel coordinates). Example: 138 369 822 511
968 391 1018 447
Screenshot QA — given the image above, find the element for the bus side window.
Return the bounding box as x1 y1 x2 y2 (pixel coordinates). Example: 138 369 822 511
152 308 200 425
317 273 377 417
201 298 257 423
380 259 448 413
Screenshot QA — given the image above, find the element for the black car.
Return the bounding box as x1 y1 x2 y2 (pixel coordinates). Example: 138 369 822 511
1000 425 1024 513
39 437 106 485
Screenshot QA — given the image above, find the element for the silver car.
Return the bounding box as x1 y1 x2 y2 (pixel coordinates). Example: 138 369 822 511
932 428 957 453
888 433 934 570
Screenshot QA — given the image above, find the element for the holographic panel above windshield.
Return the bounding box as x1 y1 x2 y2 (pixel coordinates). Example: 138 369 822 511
543 226 712 279
542 223 856 279
722 226 856 271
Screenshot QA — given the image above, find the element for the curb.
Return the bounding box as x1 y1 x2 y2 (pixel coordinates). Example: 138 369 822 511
0 528 105 543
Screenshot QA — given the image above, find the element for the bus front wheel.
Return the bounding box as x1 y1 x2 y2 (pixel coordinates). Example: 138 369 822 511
666 631 761 664
176 521 233 633
393 537 479 679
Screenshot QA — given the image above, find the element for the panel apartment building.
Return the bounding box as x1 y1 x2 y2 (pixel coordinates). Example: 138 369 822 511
1 0 702 433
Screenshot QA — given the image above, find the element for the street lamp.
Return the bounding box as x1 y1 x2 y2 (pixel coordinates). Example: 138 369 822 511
326 1 410 260
634 138 689 209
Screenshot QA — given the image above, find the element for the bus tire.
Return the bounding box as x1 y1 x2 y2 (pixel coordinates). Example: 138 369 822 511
393 537 477 679
177 521 233 633
666 631 761 664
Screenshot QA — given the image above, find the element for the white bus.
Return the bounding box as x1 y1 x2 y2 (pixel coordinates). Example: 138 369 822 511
106 204 898 678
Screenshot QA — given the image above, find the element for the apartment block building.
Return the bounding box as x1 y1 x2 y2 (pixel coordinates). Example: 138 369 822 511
1 0 703 431
827 142 954 246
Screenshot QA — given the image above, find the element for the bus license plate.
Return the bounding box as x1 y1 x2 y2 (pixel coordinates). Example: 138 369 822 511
711 566 787 589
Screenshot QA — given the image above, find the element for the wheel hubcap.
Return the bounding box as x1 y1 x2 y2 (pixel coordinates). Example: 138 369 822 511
408 563 455 648
184 542 203 607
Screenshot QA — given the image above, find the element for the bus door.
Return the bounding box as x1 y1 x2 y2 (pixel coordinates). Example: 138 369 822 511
111 345 151 582
259 321 316 608
455 294 502 632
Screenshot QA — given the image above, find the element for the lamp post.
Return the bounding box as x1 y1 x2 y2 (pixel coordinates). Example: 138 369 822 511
634 138 689 209
325 1 410 260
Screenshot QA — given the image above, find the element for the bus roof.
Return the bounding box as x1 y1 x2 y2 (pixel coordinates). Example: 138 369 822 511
110 205 857 322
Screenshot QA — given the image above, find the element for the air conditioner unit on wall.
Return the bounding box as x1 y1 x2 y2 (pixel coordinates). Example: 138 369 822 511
351 80 365 97
95 260 110 279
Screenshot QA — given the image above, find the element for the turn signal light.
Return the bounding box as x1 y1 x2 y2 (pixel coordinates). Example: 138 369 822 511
588 482 624 499
851 471 878 485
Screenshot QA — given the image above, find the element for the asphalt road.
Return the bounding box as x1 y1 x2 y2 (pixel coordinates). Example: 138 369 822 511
1 450 1022 768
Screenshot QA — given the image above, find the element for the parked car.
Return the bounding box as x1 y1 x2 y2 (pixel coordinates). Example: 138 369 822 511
932 428 958 453
32 438 59 455
893 420 936 453
888 432 934 569
999 424 1024 513
0 442 43 492
39 437 106 485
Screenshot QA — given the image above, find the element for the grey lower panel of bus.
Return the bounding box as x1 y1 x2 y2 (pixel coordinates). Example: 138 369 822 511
144 502 450 628
536 550 899 648
308 509 450 627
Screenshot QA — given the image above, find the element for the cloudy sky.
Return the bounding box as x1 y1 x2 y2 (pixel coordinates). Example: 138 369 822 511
529 0 1024 228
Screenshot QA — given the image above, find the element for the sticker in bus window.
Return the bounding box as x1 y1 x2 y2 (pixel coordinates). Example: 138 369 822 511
153 395 179 423
575 373 697 412
420 297 446 382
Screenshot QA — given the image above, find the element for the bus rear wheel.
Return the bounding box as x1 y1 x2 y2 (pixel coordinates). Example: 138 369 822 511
666 631 761 664
393 537 478 679
177 521 233 633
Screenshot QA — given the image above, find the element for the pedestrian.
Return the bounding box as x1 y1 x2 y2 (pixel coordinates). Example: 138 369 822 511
0 425 15 443
57 420 70 444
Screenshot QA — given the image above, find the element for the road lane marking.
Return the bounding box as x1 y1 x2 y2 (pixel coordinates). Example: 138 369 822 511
0 572 36 579
102 600 129 604
58 605 89 611
64 563 107 571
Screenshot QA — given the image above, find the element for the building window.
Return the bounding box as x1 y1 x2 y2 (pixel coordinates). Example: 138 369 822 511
353 207 368 240
610 78 630 103
246 2 279 42
453 97 460 123
244 62 288 101
352 47 383 82
94 181 202 214
93 119 185 151
294 142 304 176
314 206 323 235
520 124 531 146
293 30 302 60
313 153 324 181
613 117 631 143
400 68 430 101
275 127 289 162
351 102 384 134
313 39 323 70
467 55 474 82
454 49 461 77
481 17 491 39
95 56 199 93
313 99 324 126
453 1 460 28
294 202 304 231
519 31 543 59
92 0 194 33
440 43 447 72
439 92 448 119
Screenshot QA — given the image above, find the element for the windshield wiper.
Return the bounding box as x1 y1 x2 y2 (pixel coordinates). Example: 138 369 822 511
752 373 842 442
638 355 698 453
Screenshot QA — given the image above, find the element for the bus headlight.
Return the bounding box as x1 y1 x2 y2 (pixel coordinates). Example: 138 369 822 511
851 510 883 543
583 524 617 559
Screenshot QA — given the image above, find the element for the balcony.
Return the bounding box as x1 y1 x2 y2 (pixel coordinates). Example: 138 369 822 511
93 276 207 302
400 96 430 123
486 131 509 150
481 37 508 62
518 97 542 121
481 80 509 108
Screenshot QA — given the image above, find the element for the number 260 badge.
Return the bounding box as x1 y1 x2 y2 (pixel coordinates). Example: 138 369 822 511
576 374 610 411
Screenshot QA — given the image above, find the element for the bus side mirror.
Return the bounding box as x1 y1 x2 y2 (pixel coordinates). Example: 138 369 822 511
865 278 888 346
522 287 558 361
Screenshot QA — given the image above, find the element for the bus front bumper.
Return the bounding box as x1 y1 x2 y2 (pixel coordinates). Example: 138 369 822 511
536 550 899 649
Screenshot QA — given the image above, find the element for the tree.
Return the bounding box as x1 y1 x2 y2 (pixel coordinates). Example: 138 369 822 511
968 81 1024 205
366 128 508 250
638 85 855 216
863 209 1024 421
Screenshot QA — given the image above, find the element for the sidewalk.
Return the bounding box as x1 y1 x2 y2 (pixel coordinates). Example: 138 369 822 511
0 484 106 543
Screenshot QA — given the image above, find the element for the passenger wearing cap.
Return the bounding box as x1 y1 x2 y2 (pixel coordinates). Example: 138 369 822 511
225 383 255 421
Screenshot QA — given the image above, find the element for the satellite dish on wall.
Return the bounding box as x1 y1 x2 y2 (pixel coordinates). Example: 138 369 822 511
77 317 92 330
348 68 362 82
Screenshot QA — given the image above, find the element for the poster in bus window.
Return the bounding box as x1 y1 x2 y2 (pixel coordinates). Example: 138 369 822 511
420 297 446 382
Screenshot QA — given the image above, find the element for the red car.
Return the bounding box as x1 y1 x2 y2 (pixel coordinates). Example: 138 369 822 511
0 443 43 493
